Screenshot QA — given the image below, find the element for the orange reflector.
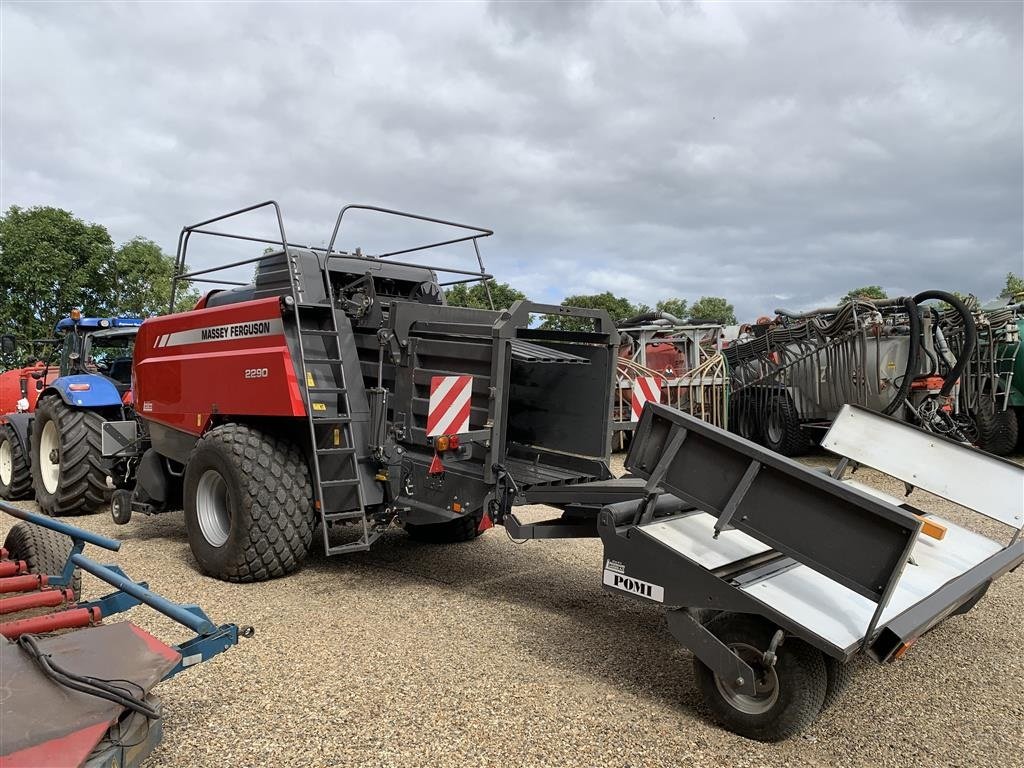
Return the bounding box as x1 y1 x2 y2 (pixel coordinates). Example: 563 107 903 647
68 383 91 392
891 640 915 661
914 515 947 540
435 435 450 452
452 502 462 513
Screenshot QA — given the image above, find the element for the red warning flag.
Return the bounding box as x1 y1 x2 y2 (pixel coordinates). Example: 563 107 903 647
477 511 493 533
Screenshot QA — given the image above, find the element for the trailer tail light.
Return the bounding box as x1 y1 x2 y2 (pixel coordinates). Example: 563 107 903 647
68 383 91 392
433 435 460 453
122 390 134 405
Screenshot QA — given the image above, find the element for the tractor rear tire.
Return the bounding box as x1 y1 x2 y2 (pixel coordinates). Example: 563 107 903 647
30 397 108 516
693 613 826 742
183 424 314 582
3 521 82 597
406 513 482 544
762 395 807 457
971 403 1018 456
0 424 32 500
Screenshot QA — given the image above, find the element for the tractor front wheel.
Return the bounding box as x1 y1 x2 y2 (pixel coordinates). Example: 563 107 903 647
30 397 108 516
0 424 32 500
183 424 314 582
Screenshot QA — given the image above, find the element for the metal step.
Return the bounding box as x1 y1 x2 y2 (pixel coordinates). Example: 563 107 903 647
325 529 382 555
305 357 345 364
299 330 340 337
316 447 357 455
324 511 367 522
311 415 352 423
321 478 361 488
307 387 347 394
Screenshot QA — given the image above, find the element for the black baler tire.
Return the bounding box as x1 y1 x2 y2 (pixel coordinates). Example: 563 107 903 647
3 521 82 596
821 656 855 712
183 424 314 583
693 613 826 742
762 395 807 457
0 424 33 500
30 397 108 516
406 513 482 544
1016 408 1024 452
971 403 1018 457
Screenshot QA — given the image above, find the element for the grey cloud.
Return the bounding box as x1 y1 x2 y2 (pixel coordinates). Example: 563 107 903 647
1 0 1020 319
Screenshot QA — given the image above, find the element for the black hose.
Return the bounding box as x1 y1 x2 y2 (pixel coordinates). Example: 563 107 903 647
912 290 977 397
882 297 921 415
620 311 684 327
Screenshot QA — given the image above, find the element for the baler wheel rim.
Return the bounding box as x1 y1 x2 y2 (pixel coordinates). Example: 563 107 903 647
196 469 231 548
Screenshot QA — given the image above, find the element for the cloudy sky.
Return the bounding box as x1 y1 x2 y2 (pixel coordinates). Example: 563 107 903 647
2 1 1021 320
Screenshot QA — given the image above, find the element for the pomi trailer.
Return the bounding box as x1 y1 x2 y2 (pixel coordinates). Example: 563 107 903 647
107 203 1023 741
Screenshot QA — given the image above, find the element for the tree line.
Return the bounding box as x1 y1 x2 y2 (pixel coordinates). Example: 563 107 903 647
4 205 1020 352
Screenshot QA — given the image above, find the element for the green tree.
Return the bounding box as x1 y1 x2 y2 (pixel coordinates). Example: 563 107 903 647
840 285 888 304
445 279 526 310
544 292 638 331
0 205 114 345
104 237 200 316
656 298 688 321
689 296 737 324
1000 272 1024 300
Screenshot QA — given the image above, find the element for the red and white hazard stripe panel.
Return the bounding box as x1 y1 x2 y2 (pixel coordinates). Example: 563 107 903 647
426 375 473 437
631 376 662 422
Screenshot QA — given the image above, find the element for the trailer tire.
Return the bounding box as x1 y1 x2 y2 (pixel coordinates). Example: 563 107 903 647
693 613 826 742
762 395 807 457
31 397 108 516
0 424 32 500
3 521 82 597
405 513 482 544
971 403 1018 456
183 424 314 583
821 656 855 712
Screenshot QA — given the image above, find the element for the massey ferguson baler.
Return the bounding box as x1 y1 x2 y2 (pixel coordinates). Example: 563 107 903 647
103 202 1023 743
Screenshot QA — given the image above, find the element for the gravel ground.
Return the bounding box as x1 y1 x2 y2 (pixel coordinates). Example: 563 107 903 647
2 452 1022 768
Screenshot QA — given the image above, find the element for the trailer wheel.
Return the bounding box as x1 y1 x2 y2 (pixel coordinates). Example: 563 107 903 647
0 424 32 500
183 424 315 582
30 397 108 516
3 522 82 597
762 395 807 457
971 403 1018 456
693 613 826 742
406 512 482 544
821 656 855 711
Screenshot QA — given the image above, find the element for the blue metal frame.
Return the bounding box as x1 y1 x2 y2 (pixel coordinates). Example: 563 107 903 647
1 502 243 678
54 316 144 332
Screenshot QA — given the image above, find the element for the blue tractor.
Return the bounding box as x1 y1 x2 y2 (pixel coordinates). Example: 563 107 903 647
0 313 142 515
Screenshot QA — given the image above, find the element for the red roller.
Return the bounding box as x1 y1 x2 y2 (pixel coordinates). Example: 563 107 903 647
0 606 101 640
0 560 28 578
0 573 47 594
0 547 9 558
0 588 76 616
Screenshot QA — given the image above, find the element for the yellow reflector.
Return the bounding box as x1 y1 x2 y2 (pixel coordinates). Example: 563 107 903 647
312 402 326 412
306 371 316 387
333 428 340 446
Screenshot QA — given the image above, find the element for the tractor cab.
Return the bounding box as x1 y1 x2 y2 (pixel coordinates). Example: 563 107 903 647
49 314 143 392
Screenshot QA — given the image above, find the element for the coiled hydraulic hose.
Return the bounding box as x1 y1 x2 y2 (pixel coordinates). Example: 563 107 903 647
882 297 921 415
912 290 977 397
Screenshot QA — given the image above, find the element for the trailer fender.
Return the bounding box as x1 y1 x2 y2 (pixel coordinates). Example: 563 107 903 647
1 413 32 458
45 375 123 409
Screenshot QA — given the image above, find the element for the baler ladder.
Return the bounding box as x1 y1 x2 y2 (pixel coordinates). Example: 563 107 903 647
292 298 377 555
